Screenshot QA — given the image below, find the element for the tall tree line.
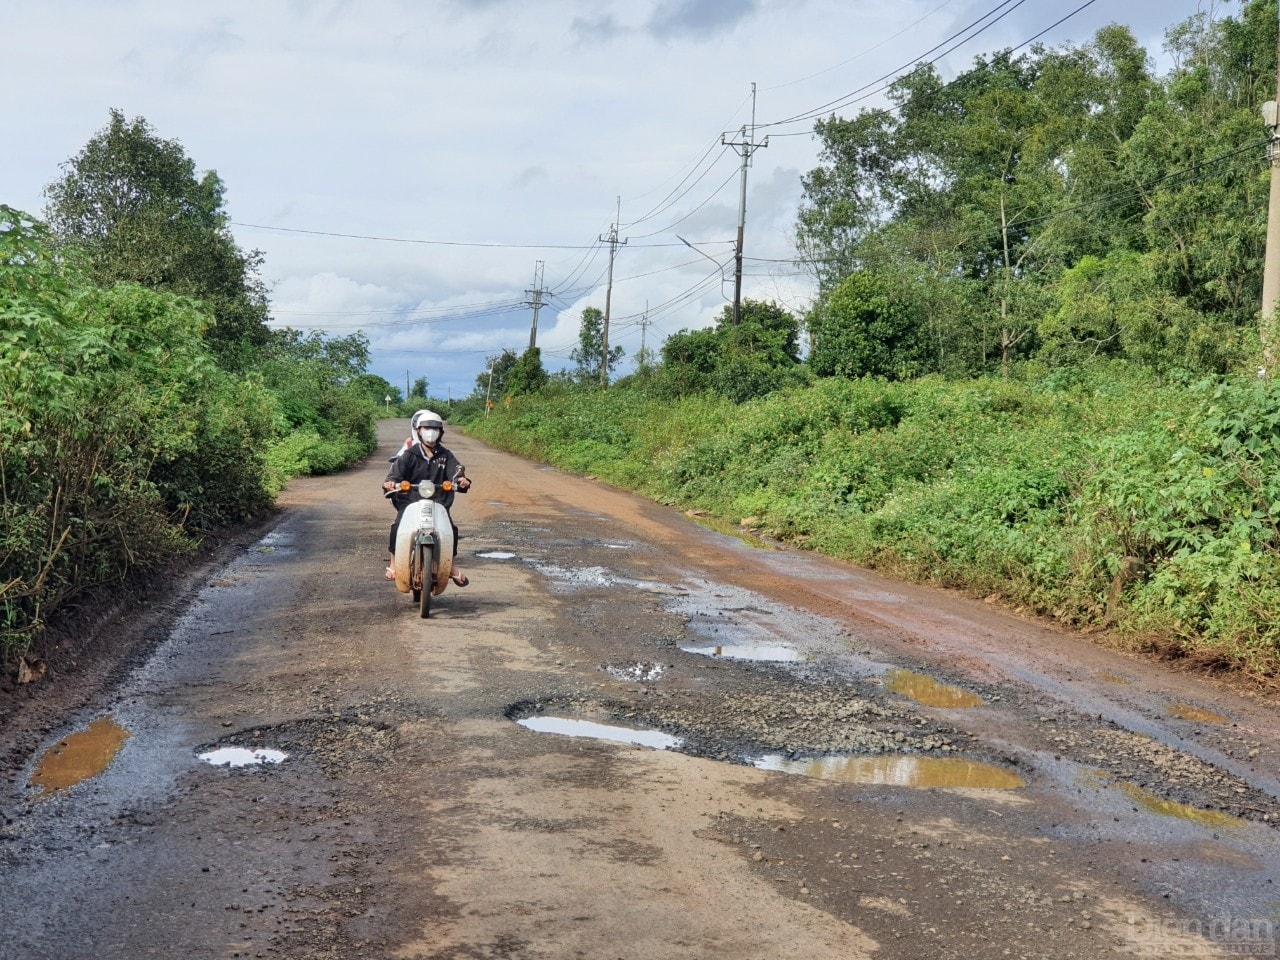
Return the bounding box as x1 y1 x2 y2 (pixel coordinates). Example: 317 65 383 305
796 0 1279 379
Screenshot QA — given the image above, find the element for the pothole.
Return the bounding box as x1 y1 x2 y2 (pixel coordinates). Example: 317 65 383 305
1078 770 1246 829
752 753 1025 789
476 551 517 560
198 747 288 768
601 662 667 682
516 716 683 750
883 669 984 708
1096 672 1132 685
1167 703 1230 724
681 642 804 662
31 716 131 795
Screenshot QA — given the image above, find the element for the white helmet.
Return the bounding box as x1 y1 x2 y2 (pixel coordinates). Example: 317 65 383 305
411 409 444 433
411 409 444 446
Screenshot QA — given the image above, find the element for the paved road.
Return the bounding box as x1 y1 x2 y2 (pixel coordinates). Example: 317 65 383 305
3 422 1279 959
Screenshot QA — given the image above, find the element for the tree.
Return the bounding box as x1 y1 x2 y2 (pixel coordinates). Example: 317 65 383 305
569 306 624 385
43 110 270 369
809 271 926 380
410 376 430 399
506 347 549 395
475 349 519 401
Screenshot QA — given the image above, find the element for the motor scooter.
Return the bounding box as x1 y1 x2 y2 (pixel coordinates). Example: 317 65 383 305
385 476 464 618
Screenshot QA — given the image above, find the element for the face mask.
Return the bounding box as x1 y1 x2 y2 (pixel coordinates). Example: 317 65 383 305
419 427 441 445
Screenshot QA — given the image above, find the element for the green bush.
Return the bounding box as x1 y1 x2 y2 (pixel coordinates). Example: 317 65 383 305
466 363 1280 676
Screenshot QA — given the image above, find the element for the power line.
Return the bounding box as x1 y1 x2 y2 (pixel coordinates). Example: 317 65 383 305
230 220 687 249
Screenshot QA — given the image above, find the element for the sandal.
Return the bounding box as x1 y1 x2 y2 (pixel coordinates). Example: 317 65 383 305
451 573 469 587
384 566 396 581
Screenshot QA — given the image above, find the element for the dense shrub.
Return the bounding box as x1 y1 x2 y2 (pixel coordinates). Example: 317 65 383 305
466 364 1280 676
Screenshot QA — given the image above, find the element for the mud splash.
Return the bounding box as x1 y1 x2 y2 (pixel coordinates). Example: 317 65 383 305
753 753 1025 789
517 716 683 750
31 717 131 795
883 669 984 708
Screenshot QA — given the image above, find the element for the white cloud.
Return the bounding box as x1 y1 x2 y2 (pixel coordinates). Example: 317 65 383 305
6 0 1210 396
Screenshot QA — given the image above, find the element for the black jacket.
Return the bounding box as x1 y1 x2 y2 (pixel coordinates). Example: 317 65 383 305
385 442 466 511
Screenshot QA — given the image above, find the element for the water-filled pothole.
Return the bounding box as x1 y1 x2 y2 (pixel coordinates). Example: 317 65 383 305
517 716 683 750
1096 672 1132 685
476 551 517 560
883 669 984 708
31 717 131 795
681 643 803 662
198 747 288 767
753 753 1025 789
1168 703 1230 724
602 662 667 682
1080 770 1242 828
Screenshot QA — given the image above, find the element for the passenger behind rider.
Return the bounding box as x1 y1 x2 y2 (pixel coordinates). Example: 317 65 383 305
383 410 471 585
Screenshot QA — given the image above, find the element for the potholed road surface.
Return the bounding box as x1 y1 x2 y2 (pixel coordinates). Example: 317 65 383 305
3 421 1280 959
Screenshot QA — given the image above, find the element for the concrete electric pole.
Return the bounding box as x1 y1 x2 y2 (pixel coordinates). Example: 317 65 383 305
525 260 552 350
599 198 628 387
1260 17 1280 370
722 83 768 326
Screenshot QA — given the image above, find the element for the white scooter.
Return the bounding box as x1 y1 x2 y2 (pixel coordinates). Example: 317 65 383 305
387 478 459 618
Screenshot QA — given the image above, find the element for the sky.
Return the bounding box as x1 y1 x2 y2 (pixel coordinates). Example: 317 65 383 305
6 0 1214 403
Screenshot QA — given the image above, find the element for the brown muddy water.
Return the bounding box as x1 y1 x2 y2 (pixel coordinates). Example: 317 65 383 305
31 716 131 795
883 668 984 708
752 753 1025 789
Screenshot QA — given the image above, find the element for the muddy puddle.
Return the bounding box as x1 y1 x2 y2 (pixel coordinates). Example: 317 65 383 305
681 642 804 662
753 753 1025 789
1079 770 1243 829
517 716 683 750
883 669 984 708
476 551 517 560
1096 672 1132 685
1167 703 1230 724
31 717 131 795
198 747 288 768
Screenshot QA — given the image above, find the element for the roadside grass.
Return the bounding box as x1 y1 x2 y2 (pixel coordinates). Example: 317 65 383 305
467 364 1280 679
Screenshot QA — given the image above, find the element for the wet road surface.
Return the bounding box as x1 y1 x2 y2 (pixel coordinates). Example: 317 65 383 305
3 422 1280 959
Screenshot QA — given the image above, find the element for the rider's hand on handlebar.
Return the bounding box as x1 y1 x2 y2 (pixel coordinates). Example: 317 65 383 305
456 477 471 491
383 481 396 492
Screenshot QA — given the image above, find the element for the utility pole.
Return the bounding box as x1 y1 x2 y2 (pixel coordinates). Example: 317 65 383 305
1261 17 1280 370
524 260 552 350
405 370 411 400
722 83 769 326
599 197 628 387
639 301 650 371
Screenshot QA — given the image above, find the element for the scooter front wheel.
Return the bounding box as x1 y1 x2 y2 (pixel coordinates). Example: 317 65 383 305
418 543 435 618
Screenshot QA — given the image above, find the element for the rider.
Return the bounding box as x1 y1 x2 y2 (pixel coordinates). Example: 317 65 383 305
383 409 471 585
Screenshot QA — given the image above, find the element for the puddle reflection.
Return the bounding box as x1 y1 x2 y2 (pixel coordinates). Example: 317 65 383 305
517 716 682 750
476 551 517 560
31 717 131 795
883 669 984 708
682 643 803 662
753 753 1025 789
198 747 288 767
